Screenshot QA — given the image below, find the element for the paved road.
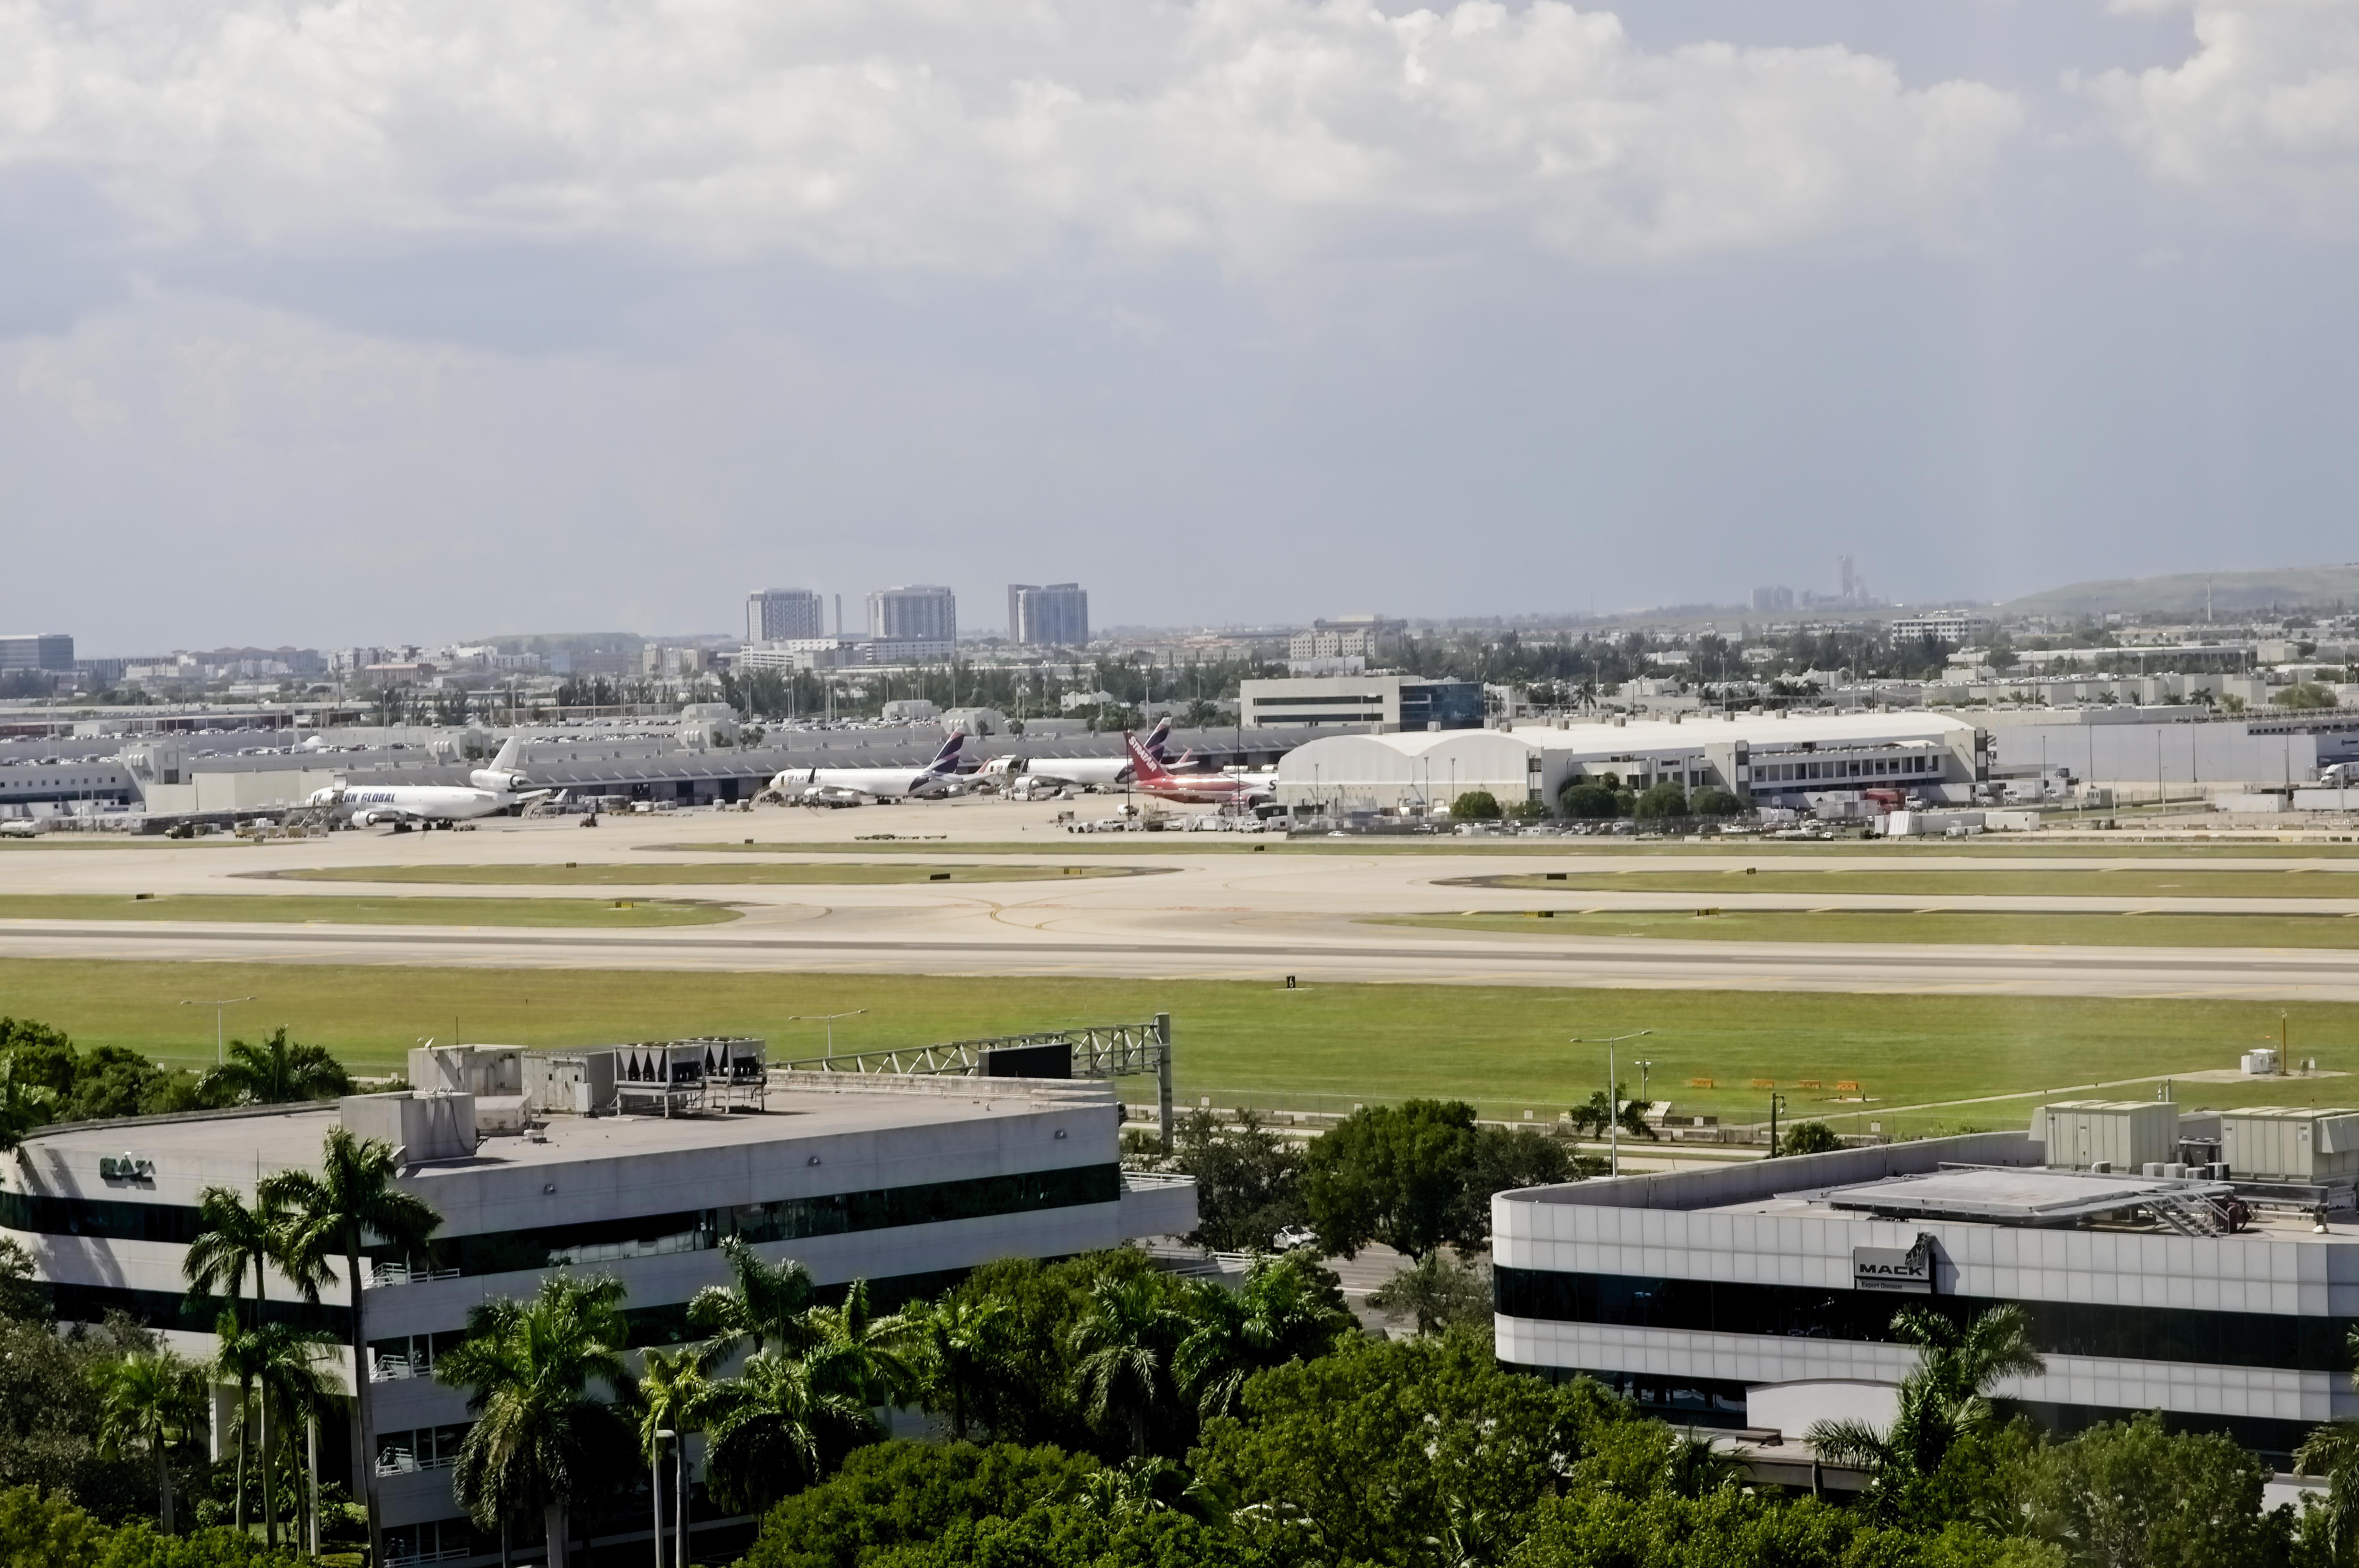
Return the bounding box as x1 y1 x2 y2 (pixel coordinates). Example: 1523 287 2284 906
4 801 2358 998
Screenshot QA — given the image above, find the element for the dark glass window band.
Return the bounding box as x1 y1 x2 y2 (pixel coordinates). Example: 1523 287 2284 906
2 1163 1118 1283
1493 1265 2355 1375
51 1281 352 1338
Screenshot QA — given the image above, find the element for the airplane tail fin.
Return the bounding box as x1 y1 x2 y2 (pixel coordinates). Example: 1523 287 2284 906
1123 731 1175 785
929 731 966 772
489 735 523 771
1143 717 1172 760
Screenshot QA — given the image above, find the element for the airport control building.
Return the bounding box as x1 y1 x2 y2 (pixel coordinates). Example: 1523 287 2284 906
4 1043 1196 1566
1493 1107 2359 1461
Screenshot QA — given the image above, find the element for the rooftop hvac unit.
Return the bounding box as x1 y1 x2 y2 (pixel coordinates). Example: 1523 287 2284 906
2031 1100 2178 1173
2219 1107 2359 1183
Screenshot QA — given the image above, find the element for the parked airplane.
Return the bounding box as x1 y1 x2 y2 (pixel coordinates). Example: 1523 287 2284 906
980 719 1176 791
765 732 966 804
1121 731 1275 807
308 737 552 829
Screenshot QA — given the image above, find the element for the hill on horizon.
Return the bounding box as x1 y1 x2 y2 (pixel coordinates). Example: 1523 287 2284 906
2001 565 2359 619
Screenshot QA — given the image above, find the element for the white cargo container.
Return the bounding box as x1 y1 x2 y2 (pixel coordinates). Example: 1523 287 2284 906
2220 1107 2359 1183
2032 1099 2179 1172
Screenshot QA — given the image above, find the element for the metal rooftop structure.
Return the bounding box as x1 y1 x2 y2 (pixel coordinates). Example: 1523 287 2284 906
1797 1163 2250 1235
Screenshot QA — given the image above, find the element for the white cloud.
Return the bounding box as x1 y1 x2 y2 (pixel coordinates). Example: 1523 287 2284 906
2085 0 2359 207
0 0 2023 269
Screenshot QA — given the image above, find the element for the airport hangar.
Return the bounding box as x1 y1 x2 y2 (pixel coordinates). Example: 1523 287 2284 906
4 1040 1197 1567
1494 1104 2359 1463
1273 710 1990 815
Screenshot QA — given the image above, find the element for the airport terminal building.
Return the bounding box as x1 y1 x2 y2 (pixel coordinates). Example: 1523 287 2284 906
1492 1113 2359 1459
4 1046 1196 1565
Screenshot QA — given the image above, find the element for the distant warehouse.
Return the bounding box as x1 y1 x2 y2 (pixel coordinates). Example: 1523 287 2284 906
1274 710 1985 814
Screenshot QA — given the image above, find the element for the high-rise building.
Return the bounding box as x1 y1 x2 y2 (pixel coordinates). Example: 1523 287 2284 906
1007 583 1089 647
868 585 957 643
1751 586 1794 612
0 634 74 673
747 589 825 643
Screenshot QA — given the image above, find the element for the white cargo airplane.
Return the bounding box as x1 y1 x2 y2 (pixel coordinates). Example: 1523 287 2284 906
307 737 552 830
979 719 1176 791
765 732 966 804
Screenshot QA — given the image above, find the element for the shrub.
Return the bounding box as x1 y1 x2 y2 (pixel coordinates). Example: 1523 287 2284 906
1778 1121 1843 1156
1632 782 1688 820
1559 781 1622 819
1688 787 1742 817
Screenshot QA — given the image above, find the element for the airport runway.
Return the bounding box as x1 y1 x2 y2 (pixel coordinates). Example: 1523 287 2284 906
4 802 2358 998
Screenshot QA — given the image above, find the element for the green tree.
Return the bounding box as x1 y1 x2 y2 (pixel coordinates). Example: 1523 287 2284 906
1567 1084 1656 1145
689 1238 821 1360
1688 786 1742 817
93 1352 204 1534
183 1189 283 1532
262 1127 441 1553
809 1280 924 1413
699 1341 880 1514
1449 791 1503 822
1367 1250 1492 1338
1558 780 1623 819
1633 781 1688 819
740 1442 1100 1568
2276 683 2338 711
1192 1332 1619 1564
202 1029 350 1106
1173 1254 1354 1421
1300 1099 1481 1260
1068 1274 1189 1459
1778 1120 1844 1156
1167 1109 1307 1253
933 1252 1160 1449
913 1297 1012 1443
2296 1332 2359 1564
637 1346 711 1568
1808 1304 2046 1523
435 1274 636 1568
246 1323 339 1553
2030 1412 2289 1568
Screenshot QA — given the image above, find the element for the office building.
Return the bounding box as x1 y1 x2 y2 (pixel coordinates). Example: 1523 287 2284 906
1008 584 1089 648
1888 612 1993 647
1273 709 1983 813
747 590 825 644
1238 675 1482 734
7 1043 1195 1566
1752 586 1795 613
1493 1109 2359 1461
1285 615 1406 662
0 634 74 673
868 586 956 644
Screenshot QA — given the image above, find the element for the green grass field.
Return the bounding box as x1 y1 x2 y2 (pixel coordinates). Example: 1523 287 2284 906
1 958 2346 1135
1376 909 2359 949
1462 867 2359 899
672 837 2359 858
271 862 1149 886
0 895 738 927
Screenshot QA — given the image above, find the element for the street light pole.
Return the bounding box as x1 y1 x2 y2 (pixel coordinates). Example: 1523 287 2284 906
786 1009 867 1058
180 996 254 1067
1573 1031 1652 1178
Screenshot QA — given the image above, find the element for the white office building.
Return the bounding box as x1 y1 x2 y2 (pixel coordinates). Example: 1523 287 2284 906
6 1042 1194 1566
868 586 957 644
1008 584 1089 648
746 590 825 643
0 633 74 673
1494 1110 2359 1463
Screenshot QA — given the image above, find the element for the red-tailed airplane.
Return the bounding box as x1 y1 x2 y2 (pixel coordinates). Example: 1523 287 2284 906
1122 731 1274 807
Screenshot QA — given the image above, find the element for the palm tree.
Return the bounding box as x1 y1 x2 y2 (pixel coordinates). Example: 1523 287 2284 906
808 1279 922 1412
1175 1253 1355 1420
686 1237 819 1360
204 1028 353 1105
183 1186 280 1531
436 1274 637 1568
638 1347 712 1568
263 1127 442 1557
914 1296 1011 1441
251 1322 341 1552
1068 1274 1188 1459
1806 1304 2045 1519
696 1343 876 1514
94 1349 204 1533
2296 1326 2359 1564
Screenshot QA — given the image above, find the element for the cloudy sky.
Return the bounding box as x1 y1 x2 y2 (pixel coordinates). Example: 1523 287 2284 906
5 0 2358 650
